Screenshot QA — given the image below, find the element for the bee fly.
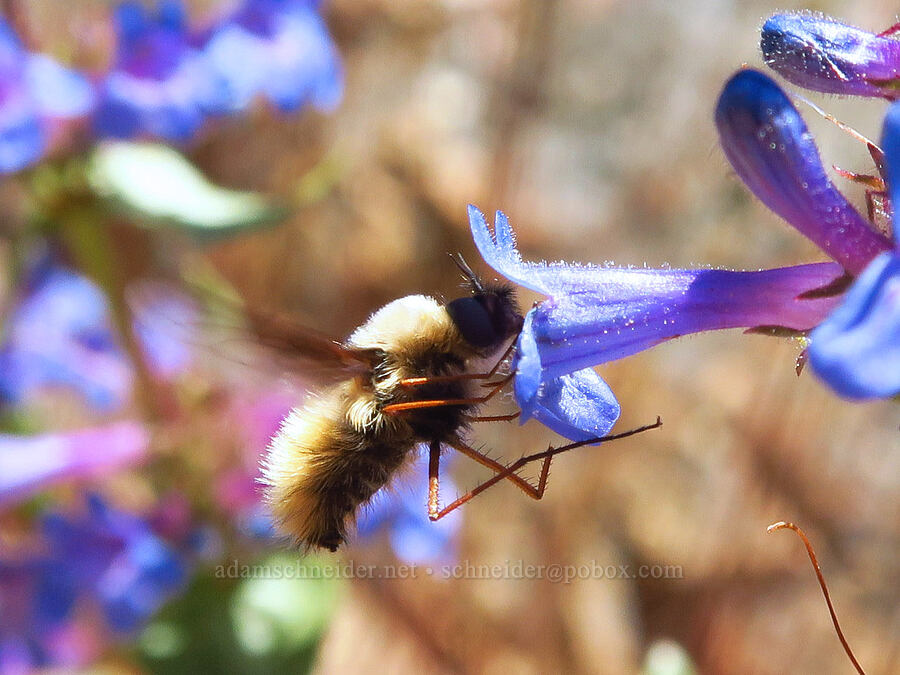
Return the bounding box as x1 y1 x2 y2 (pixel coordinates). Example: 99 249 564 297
260 256 659 551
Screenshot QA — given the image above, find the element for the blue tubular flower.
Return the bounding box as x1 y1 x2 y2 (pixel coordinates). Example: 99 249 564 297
0 265 133 410
469 207 845 412
807 103 900 399
95 1 223 140
201 0 343 114
715 69 892 275
808 251 900 398
0 19 93 172
0 422 149 508
0 496 189 670
39 495 188 634
761 13 900 100
514 321 620 441
0 264 194 411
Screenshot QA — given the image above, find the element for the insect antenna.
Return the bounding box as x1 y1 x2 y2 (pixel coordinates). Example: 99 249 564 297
449 252 485 294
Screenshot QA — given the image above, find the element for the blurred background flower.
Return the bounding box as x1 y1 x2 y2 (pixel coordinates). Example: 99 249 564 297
0 17 92 173
93 0 223 141
201 0 343 114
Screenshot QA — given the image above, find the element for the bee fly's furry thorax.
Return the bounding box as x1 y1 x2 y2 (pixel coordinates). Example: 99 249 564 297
261 268 523 552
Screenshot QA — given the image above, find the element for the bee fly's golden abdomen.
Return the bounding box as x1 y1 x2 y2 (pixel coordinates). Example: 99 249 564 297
261 382 413 551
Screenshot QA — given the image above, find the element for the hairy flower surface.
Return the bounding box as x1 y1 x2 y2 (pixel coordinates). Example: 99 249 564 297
469 206 843 421
761 13 900 99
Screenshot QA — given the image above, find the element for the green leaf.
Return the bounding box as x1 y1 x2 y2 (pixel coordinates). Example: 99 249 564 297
88 142 287 237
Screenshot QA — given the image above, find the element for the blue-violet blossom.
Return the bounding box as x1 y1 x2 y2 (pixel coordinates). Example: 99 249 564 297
0 495 189 670
469 68 898 408
761 13 900 100
0 18 93 173
94 0 226 141
201 0 343 114
0 263 193 411
806 102 900 398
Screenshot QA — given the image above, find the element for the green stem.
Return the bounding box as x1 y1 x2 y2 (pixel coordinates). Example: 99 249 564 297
59 208 171 421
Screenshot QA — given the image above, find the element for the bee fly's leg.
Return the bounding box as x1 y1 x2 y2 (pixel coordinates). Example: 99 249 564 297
427 438 549 522
447 438 548 499
468 411 520 422
427 440 443 521
398 340 518 389
382 373 514 416
430 418 663 520
428 438 555 522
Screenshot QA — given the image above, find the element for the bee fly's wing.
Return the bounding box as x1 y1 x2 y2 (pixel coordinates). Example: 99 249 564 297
127 281 376 386
241 305 378 381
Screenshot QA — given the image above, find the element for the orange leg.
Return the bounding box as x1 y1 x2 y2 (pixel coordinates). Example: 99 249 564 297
386 328 521 415
398 341 517 389
382 372 514 415
429 417 663 521
427 439 552 521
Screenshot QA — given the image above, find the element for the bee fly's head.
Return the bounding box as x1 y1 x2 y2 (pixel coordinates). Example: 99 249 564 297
446 254 523 350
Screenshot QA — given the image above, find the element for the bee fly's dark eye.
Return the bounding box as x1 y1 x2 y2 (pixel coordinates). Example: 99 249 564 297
446 296 499 348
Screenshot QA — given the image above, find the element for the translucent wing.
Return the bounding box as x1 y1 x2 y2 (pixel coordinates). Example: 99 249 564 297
128 281 377 387
241 304 378 382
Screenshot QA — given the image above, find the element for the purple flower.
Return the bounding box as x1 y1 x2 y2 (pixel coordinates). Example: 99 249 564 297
0 18 93 173
0 263 194 411
356 454 461 565
39 495 188 634
201 0 343 114
807 103 900 399
0 422 149 508
94 1 225 140
470 69 897 404
808 250 900 398
469 206 842 427
761 13 900 100
0 264 133 410
0 561 90 672
715 69 891 274
0 496 189 670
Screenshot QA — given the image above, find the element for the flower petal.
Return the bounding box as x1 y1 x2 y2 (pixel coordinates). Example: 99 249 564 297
715 69 891 274
24 54 94 119
808 251 900 398
94 0 221 141
469 205 635 295
0 423 149 508
522 263 844 380
0 265 133 410
761 13 900 99
880 100 900 219
201 0 343 115
0 95 45 173
520 367 621 443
